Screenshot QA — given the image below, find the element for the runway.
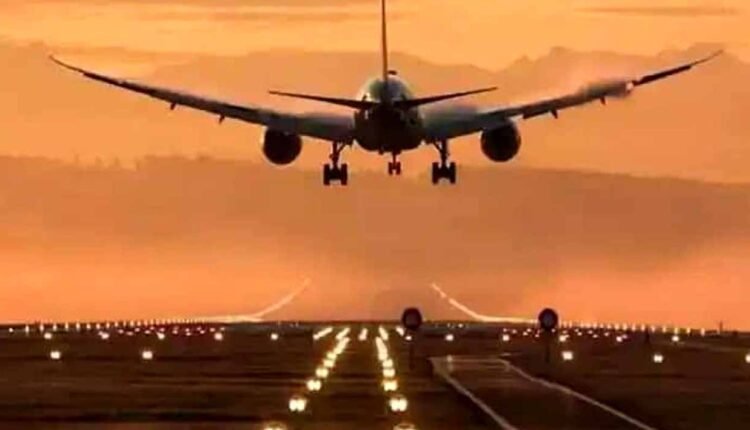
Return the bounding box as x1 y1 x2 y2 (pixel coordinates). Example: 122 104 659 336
0 322 748 429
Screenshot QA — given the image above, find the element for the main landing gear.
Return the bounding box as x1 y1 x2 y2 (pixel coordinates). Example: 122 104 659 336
323 142 349 186
387 153 402 176
430 140 457 185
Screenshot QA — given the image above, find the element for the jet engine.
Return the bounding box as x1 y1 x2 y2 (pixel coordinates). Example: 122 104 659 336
480 122 521 162
262 129 302 165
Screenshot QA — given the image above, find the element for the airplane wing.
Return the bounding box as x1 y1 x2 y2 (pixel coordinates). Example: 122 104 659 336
50 57 355 143
423 51 721 142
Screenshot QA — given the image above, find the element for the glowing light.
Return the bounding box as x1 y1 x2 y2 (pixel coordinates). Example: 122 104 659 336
315 367 329 379
745 353 750 364
501 334 510 342
558 334 568 343
444 333 454 342
383 367 396 378
49 350 62 360
378 326 390 341
561 350 574 361
288 394 308 413
382 358 394 370
395 326 406 337
653 353 664 364
323 358 336 369
262 421 288 430
358 328 368 341
382 378 398 392
671 334 680 343
405 334 413 341
99 332 110 340
214 332 224 342
336 327 350 340
156 332 166 341
141 349 154 361
313 327 333 341
388 394 408 413
306 378 322 392
393 422 418 430
43 332 53 340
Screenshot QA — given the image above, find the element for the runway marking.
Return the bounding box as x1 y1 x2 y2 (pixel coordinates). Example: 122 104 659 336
499 358 660 430
430 357 521 430
429 283 534 324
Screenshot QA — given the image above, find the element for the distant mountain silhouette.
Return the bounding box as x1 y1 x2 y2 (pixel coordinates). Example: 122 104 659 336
0 41 748 182
0 156 747 327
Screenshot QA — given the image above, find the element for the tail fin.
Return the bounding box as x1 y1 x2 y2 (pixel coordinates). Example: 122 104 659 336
381 0 389 83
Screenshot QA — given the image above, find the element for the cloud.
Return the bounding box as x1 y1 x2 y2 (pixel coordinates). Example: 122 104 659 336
579 6 741 18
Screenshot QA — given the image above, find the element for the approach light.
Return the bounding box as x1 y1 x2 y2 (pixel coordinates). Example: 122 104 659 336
382 378 398 392
99 332 110 340
561 350 574 361
445 333 454 342
652 353 664 364
306 378 322 392
214 332 224 342
288 394 308 413
49 350 62 361
43 332 53 340
315 367 329 379
156 332 166 341
671 334 680 343
501 334 510 342
323 358 336 369
141 349 154 361
383 367 396 378
262 421 288 430
388 394 408 413
270 332 280 341
382 358 394 370
358 328 368 341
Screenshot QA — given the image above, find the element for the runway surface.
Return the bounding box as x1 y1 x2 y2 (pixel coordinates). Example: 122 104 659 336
0 322 749 429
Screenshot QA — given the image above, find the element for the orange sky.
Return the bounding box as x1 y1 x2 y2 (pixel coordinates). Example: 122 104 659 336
0 0 748 71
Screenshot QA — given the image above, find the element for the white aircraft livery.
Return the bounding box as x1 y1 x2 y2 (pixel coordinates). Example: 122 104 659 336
51 0 720 186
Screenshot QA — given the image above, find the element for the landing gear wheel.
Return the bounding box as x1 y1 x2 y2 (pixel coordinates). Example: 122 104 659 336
430 140 457 185
323 142 350 186
388 161 402 176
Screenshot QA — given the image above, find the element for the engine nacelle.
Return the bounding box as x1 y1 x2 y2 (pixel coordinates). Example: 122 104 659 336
480 122 521 162
262 129 302 165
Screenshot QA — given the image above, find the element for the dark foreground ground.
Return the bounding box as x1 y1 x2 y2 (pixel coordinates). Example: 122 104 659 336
0 322 748 429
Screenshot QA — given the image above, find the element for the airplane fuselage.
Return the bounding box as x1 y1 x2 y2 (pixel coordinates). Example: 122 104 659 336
353 75 423 154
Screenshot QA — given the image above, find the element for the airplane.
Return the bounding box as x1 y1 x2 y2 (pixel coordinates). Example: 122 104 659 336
51 0 720 186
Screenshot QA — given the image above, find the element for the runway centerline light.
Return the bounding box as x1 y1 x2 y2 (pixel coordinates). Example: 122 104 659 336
382 378 398 392
306 378 322 392
671 334 680 343
561 350 574 361
288 394 308 413
445 333 454 342
315 366 329 379
653 353 664 364
270 332 280 341
383 367 396 378
262 421 288 430
214 332 224 342
141 349 154 361
501 334 510 342
49 350 62 360
388 394 408 413
43 332 53 340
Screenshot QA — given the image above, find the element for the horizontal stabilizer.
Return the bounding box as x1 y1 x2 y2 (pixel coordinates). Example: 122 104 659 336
269 90 377 109
393 87 497 109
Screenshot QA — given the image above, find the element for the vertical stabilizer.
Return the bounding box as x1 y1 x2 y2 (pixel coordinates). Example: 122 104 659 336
381 0 389 83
